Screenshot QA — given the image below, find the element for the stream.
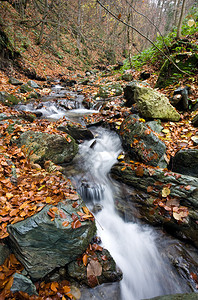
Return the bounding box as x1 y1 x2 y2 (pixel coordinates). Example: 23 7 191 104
17 85 197 300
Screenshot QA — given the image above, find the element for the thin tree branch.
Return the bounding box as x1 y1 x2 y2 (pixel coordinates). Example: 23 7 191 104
96 0 190 76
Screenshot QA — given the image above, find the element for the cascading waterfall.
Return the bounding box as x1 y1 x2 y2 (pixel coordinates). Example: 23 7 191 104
75 127 183 300
16 86 190 299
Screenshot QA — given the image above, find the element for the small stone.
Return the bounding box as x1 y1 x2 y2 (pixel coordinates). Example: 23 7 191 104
27 80 40 88
11 273 38 296
9 77 23 86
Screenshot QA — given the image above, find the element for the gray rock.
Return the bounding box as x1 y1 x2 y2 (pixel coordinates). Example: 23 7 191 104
144 293 198 300
80 282 121 300
123 82 180 121
146 120 163 134
27 80 40 89
0 242 10 265
120 115 167 167
0 91 20 106
11 273 38 296
9 77 23 86
8 202 96 280
19 130 78 165
172 149 198 178
57 124 94 142
67 248 122 286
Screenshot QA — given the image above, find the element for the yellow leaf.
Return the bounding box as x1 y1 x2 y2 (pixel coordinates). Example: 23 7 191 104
38 185 45 191
162 187 170 198
6 193 13 200
187 19 195 27
162 129 170 134
118 154 125 160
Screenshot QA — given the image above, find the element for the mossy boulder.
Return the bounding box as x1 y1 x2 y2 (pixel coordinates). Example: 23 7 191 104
155 53 198 89
0 91 21 106
124 82 180 121
19 131 78 165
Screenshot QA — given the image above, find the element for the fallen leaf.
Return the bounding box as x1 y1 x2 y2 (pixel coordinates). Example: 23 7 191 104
162 187 170 197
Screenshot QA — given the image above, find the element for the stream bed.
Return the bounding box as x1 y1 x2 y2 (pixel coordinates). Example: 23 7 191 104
16 85 198 300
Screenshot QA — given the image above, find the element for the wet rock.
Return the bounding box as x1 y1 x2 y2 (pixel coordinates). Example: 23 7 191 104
19 84 33 93
111 162 198 247
171 149 198 178
0 242 10 265
8 202 96 280
10 273 38 296
120 114 167 167
0 91 20 106
123 82 180 121
57 124 94 142
192 114 198 127
67 248 122 286
19 130 78 165
145 293 198 300
9 77 23 86
146 120 163 134
27 80 40 89
80 282 121 300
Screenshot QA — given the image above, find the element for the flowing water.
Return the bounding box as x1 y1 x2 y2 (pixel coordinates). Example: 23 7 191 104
17 86 191 299
72 127 184 300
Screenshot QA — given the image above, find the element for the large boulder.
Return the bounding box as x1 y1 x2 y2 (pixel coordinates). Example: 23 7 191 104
7 201 96 280
123 82 180 121
171 149 198 178
19 130 78 165
119 114 167 167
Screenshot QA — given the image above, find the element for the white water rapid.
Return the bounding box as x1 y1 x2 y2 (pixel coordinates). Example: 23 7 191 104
75 127 183 300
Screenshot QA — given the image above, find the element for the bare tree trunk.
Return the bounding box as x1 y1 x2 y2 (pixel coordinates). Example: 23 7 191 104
77 0 81 50
37 0 48 45
176 0 186 39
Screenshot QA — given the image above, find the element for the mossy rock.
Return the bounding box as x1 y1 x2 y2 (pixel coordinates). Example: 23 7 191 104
96 83 123 99
0 91 21 106
155 53 198 88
